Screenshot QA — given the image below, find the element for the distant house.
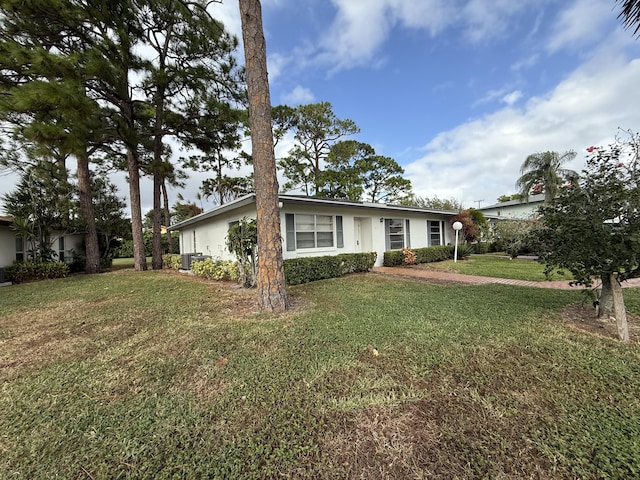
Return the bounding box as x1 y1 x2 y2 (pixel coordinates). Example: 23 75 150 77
479 194 544 221
0 215 83 270
167 194 460 267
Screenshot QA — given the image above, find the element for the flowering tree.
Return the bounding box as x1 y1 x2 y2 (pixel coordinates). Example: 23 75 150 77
536 131 640 342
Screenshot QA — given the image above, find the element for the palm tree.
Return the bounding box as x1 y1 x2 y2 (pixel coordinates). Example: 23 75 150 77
516 150 578 203
617 0 640 38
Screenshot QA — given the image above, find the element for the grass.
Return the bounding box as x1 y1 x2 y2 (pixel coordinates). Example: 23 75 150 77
415 254 573 281
1 270 639 479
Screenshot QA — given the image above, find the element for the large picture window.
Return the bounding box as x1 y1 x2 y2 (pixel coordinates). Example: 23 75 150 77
286 214 342 251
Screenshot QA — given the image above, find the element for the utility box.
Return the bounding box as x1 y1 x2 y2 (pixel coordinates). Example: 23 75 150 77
180 253 202 270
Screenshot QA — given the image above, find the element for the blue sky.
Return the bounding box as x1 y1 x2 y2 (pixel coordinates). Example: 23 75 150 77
2 0 640 214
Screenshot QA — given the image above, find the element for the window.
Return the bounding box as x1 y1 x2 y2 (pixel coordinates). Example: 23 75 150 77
15 237 24 262
58 237 65 262
285 214 342 251
427 220 443 246
385 218 410 250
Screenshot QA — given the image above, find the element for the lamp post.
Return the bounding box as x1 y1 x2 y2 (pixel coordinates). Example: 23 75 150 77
452 221 463 263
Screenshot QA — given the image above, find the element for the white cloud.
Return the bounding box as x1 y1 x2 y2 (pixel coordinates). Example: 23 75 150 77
280 85 315 106
546 0 615 53
405 50 640 207
502 90 523 106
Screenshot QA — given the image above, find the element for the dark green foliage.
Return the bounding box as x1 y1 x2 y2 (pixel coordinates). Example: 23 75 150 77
383 245 456 266
337 252 377 273
5 261 69 284
283 252 376 285
284 256 343 285
472 242 490 254
226 218 257 287
114 232 178 258
536 133 640 286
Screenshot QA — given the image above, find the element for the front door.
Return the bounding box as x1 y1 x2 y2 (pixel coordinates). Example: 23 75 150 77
354 219 362 253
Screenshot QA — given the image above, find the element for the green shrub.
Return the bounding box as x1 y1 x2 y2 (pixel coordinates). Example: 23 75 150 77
5 261 69 284
284 256 343 285
472 242 490 254
337 252 377 274
455 244 473 260
190 258 238 281
383 245 456 266
162 254 182 270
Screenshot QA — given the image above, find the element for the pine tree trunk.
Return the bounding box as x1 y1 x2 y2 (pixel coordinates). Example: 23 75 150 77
597 272 613 320
610 272 630 343
127 148 147 271
76 148 101 274
152 170 163 270
161 179 173 253
240 0 290 312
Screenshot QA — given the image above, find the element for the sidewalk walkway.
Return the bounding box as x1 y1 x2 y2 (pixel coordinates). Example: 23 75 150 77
372 266 640 290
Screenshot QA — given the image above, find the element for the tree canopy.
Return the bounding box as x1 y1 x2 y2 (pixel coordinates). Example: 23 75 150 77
516 150 578 203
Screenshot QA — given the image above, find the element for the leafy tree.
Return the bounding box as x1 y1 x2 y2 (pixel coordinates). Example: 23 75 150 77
497 193 523 203
536 133 640 342
2 162 73 261
239 0 290 312
451 209 481 244
319 140 373 200
516 150 578 203
226 217 257 288
402 195 463 211
0 1 107 273
358 154 412 203
278 102 359 195
171 194 204 223
617 0 640 37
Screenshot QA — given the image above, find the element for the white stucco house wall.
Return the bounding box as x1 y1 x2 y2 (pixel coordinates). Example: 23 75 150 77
479 194 544 221
0 215 84 271
168 194 460 267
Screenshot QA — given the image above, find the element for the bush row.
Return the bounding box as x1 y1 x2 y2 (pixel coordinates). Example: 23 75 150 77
283 252 377 285
190 258 239 281
383 245 457 266
5 261 69 284
162 254 182 270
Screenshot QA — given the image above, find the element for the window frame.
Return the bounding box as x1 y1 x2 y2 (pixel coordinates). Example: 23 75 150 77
285 213 343 251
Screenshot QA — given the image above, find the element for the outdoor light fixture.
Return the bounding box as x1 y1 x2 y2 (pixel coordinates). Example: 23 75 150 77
380 217 384 223
452 221 463 263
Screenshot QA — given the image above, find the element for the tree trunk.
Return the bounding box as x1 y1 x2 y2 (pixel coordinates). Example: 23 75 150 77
597 272 614 320
610 272 630 343
239 0 290 312
161 179 173 253
127 148 147 271
76 148 101 274
152 169 163 270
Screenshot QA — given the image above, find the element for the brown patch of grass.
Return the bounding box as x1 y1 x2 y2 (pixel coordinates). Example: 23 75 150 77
559 303 640 343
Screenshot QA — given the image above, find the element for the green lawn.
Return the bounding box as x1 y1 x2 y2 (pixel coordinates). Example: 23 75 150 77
416 254 573 281
1 270 639 479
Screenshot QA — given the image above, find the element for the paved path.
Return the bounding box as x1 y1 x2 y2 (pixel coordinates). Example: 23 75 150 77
372 266 640 290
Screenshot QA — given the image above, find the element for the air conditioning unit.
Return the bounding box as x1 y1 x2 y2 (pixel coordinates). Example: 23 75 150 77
180 252 202 270
191 255 212 263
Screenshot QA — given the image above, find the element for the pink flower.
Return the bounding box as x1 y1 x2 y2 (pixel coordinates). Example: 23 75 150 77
586 146 595 153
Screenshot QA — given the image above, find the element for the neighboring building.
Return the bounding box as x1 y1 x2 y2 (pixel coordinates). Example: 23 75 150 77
0 215 84 269
479 194 544 220
168 194 460 267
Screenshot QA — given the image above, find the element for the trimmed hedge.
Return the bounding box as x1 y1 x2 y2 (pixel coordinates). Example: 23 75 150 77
5 261 69 284
284 252 377 285
383 245 456 266
190 258 239 281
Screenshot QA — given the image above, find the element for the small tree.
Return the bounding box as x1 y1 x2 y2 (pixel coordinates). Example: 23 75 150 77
226 218 257 288
537 132 640 342
451 210 480 243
